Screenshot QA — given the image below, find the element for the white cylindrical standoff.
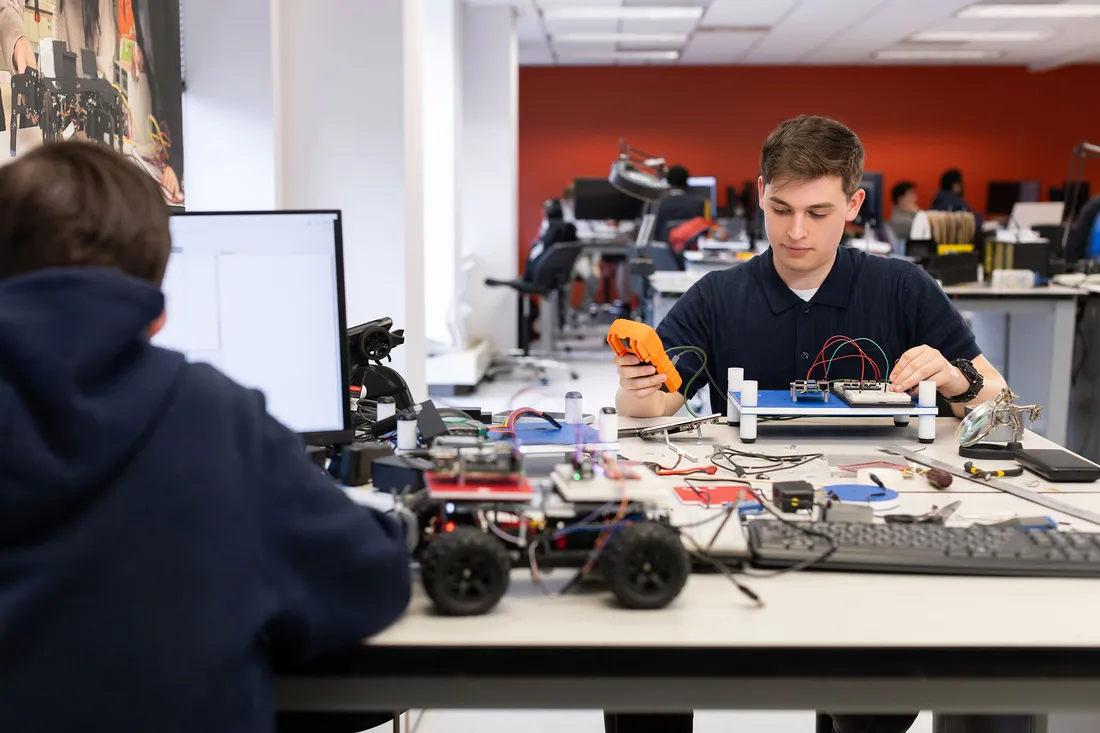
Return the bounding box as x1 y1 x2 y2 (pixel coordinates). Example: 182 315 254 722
727 367 744 425
893 415 910 427
740 415 758 443
918 414 936 444
564 391 583 425
598 407 618 443
918 380 936 408
396 413 418 451
376 395 397 421
740 379 758 407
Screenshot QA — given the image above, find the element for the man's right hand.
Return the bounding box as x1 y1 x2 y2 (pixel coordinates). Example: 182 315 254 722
615 353 668 398
13 36 36 74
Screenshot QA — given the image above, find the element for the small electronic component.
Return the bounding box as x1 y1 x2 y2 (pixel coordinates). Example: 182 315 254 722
336 441 394 486
772 480 815 513
606 319 683 394
790 379 830 402
832 380 914 407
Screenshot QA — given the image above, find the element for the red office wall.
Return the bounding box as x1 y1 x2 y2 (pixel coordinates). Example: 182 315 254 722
518 64 1100 262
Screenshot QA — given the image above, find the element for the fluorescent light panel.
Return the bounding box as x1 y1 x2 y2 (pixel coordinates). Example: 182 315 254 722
872 49 1003 59
558 49 681 60
956 3 1100 18
541 6 704 21
553 32 689 44
911 30 1052 42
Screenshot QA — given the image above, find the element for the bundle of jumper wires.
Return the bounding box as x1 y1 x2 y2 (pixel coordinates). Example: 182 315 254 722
805 336 891 384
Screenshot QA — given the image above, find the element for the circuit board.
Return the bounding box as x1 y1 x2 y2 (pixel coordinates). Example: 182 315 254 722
423 473 536 502
831 380 915 407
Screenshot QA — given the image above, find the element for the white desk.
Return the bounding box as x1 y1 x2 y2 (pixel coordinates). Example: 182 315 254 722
279 419 1100 715
943 284 1081 446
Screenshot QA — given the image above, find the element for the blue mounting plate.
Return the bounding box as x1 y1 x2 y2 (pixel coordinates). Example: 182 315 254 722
730 390 938 418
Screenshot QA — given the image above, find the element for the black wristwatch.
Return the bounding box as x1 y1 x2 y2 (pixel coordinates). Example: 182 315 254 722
943 358 984 403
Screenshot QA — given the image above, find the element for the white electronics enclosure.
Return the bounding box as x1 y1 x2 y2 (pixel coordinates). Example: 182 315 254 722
156 211 353 444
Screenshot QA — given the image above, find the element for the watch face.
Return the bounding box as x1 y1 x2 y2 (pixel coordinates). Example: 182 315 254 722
956 401 994 446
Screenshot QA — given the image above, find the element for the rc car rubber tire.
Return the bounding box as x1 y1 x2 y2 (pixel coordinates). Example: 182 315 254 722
421 526 511 616
599 523 690 610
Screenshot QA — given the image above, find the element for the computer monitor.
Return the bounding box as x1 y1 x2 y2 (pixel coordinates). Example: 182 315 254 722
987 180 1041 216
572 178 645 221
857 172 883 228
687 175 718 214
155 211 353 445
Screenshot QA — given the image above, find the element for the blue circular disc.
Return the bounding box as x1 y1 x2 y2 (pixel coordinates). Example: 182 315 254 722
823 483 899 503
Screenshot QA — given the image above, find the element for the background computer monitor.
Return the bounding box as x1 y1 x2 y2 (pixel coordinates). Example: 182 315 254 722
687 175 718 214
156 211 353 444
572 178 645 221
857 172 883 228
1051 182 1093 215
987 180 1041 216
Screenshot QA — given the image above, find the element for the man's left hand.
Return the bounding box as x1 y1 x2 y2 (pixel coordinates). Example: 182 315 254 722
888 345 968 396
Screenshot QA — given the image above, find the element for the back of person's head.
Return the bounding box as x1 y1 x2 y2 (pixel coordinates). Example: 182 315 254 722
0 141 171 285
543 197 564 222
666 165 690 189
760 115 865 198
940 169 963 193
892 181 916 205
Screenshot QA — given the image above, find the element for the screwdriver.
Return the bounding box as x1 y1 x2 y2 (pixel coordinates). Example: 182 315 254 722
963 461 1024 480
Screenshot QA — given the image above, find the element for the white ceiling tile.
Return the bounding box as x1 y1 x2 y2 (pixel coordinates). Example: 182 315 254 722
518 42 555 64
700 0 801 27
516 16 547 41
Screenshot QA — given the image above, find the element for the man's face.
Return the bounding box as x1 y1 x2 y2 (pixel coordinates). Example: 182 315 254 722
758 175 864 274
900 189 919 212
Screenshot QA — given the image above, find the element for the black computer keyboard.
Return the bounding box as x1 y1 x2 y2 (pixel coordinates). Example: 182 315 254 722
747 520 1100 577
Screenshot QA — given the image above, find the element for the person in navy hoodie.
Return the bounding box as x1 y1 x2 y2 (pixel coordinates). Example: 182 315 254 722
0 141 411 732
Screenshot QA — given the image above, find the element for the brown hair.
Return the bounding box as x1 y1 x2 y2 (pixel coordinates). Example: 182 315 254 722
760 115 865 198
0 141 171 284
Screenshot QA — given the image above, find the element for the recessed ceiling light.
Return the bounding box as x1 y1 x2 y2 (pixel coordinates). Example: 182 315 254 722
911 30 1052 42
872 49 1004 60
956 3 1100 19
558 49 681 60
552 32 689 44
542 6 704 21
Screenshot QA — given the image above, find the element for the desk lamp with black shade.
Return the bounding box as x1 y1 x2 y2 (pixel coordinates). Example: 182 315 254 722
608 139 669 323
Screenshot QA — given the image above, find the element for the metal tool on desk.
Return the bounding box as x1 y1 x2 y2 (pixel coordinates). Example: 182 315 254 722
885 500 962 525
964 461 1024 480
882 444 1100 528
956 387 1042 460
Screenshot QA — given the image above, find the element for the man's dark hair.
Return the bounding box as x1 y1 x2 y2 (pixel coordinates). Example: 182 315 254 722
666 165 690 189
892 181 916 205
940 169 963 192
0 141 171 284
760 115 864 198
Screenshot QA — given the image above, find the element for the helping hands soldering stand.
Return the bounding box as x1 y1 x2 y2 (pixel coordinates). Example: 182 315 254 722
9 43 125 157
955 387 1042 460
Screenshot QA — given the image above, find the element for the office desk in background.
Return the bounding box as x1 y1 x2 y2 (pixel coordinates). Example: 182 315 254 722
944 283 1081 446
281 419 1100 722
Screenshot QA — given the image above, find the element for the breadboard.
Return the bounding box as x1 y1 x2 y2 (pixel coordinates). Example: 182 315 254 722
551 463 667 504
832 381 915 407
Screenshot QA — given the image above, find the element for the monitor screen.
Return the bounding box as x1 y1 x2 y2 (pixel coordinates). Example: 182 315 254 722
687 176 718 214
572 178 645 221
857 172 883 227
156 211 353 444
986 181 1023 216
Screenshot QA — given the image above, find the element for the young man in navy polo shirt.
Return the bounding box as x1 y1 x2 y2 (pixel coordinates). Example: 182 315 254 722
609 116 1014 733
616 115 1005 421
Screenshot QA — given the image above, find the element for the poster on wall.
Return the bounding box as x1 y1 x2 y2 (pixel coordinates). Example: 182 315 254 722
0 0 184 208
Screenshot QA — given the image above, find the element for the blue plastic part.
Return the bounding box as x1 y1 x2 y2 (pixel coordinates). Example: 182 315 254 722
823 483 900 503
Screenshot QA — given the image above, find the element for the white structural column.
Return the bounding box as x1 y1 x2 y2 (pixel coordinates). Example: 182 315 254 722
271 0 427 398
422 0 463 351
181 0 278 211
460 5 519 354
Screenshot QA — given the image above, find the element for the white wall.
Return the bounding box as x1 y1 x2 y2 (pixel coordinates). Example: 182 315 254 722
460 5 519 352
181 0 277 211
272 0 426 397
422 0 463 351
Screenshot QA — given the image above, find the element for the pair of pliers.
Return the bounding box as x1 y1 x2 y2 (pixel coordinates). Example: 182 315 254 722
656 465 718 477
886 500 962 525
963 461 1024 480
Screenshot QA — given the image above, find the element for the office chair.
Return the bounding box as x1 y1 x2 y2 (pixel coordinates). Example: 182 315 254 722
626 241 684 325
484 241 583 385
